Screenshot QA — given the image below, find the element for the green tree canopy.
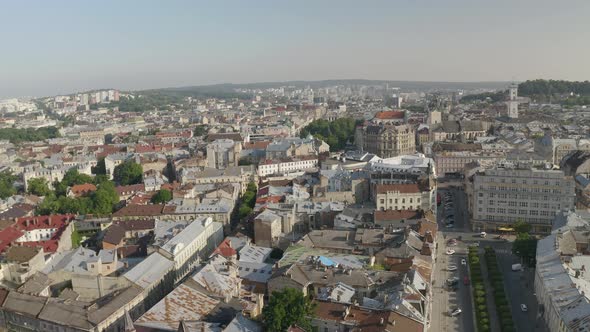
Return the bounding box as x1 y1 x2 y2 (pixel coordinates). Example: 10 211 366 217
0 171 17 199
512 220 532 234
300 117 360 152
194 125 208 137
113 160 143 185
263 288 315 332
0 127 60 144
27 178 52 196
92 158 107 175
151 189 173 204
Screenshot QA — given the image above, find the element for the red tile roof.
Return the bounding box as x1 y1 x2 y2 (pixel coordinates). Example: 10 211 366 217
212 238 237 258
0 215 75 253
70 183 97 196
374 110 405 120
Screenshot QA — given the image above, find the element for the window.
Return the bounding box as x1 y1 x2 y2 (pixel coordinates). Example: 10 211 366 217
519 210 527 215
489 200 495 206
519 202 528 207
530 210 538 216
508 208 516 214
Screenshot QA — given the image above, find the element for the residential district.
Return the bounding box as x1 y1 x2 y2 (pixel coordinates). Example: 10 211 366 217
0 80 590 332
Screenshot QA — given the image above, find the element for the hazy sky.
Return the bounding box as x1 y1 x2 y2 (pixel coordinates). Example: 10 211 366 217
1 0 589 98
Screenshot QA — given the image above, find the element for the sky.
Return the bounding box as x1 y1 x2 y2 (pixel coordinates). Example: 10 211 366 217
1 0 589 98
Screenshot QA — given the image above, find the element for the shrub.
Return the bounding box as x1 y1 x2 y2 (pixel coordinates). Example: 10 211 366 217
475 290 486 297
480 324 490 332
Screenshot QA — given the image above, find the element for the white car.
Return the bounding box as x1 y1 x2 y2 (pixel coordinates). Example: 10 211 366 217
448 265 458 271
461 259 466 265
450 308 462 316
446 249 455 255
521 304 528 312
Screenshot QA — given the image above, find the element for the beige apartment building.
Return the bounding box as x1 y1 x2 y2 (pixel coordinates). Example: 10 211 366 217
471 166 575 234
355 124 416 158
374 182 434 212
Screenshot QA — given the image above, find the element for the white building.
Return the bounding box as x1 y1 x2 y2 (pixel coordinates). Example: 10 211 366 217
507 83 519 119
367 153 436 177
471 165 575 233
154 217 224 281
257 157 318 177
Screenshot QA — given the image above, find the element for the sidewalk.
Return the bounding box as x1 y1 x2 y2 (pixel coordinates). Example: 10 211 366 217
480 251 501 332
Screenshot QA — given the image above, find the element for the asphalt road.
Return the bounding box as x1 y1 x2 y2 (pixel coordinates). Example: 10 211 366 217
430 188 475 332
431 187 549 332
482 240 548 332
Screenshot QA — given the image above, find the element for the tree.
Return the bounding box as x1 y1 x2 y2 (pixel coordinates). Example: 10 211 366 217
0 171 17 199
263 288 315 332
194 125 208 137
62 168 94 186
91 181 120 215
113 160 143 185
92 158 107 175
300 117 361 151
512 232 537 266
151 189 173 204
27 178 52 196
238 205 252 219
512 219 532 234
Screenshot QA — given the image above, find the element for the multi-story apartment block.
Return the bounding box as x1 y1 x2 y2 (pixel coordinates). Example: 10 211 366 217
355 124 416 158
471 165 575 233
374 181 434 212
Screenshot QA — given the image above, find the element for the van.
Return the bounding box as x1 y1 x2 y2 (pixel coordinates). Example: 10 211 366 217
512 263 523 271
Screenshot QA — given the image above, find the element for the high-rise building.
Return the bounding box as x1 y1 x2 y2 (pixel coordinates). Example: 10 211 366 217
470 165 575 234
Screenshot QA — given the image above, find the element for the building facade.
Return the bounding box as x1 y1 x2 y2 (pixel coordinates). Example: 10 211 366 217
471 166 575 233
355 124 416 158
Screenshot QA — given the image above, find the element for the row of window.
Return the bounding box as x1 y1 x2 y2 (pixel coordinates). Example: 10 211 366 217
381 198 421 204
481 208 555 216
485 178 561 186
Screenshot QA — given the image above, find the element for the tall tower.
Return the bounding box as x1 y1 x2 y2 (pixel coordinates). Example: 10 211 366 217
507 83 519 118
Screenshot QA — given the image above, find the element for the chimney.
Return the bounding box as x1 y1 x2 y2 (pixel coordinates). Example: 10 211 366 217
380 317 385 326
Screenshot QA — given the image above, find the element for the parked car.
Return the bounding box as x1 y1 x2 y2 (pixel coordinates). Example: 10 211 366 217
521 304 528 312
461 259 466 265
450 308 462 316
479 232 487 238
448 265 458 271
463 276 470 285
446 277 459 286
446 249 455 255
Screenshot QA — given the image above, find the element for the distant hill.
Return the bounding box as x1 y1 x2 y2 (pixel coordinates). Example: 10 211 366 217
518 79 590 105
149 79 509 93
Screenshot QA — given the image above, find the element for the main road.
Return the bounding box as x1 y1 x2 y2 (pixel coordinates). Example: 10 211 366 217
430 188 475 332
431 186 548 332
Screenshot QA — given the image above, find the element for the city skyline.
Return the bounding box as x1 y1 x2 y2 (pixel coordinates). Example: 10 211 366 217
1 0 590 98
